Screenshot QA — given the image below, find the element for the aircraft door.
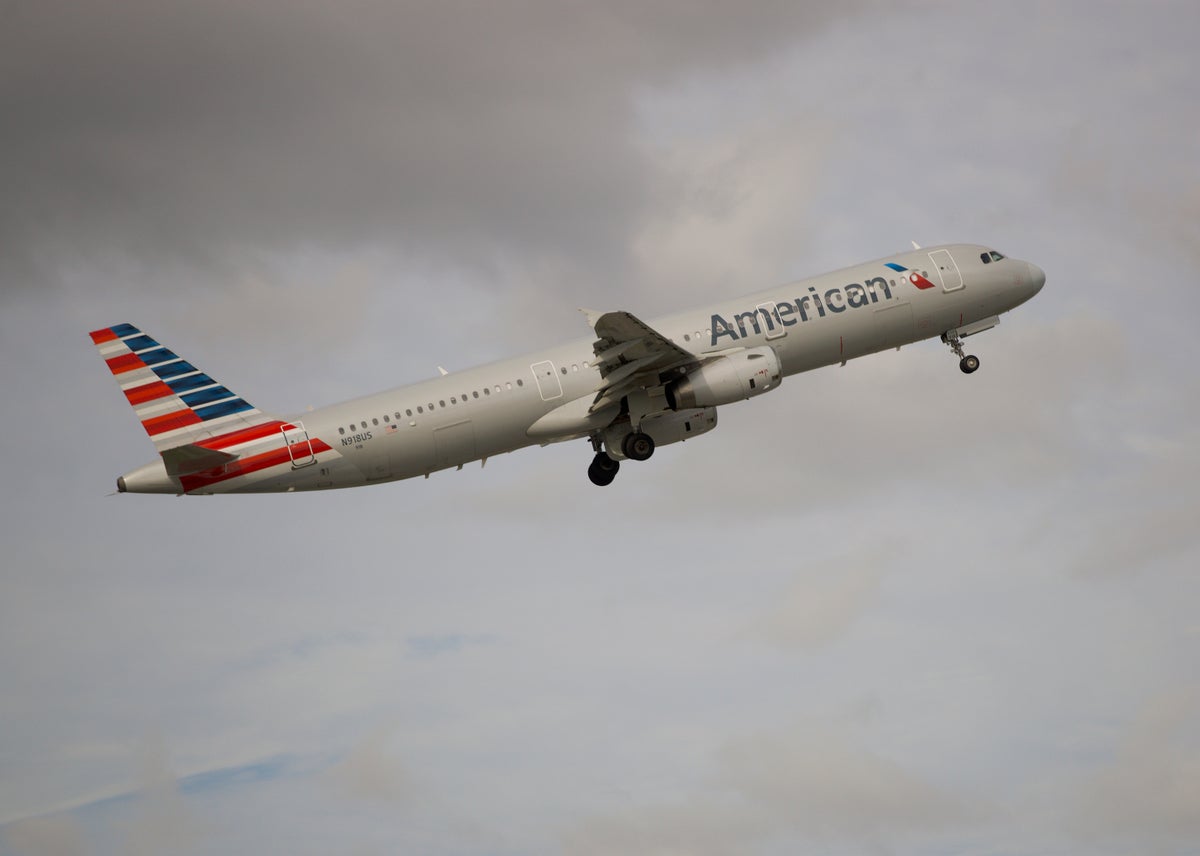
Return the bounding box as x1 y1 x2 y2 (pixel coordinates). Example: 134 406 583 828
756 301 787 340
530 360 563 401
281 421 316 468
928 249 964 292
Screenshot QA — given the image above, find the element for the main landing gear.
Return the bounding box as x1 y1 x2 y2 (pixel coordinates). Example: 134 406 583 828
586 431 655 486
942 330 980 374
588 452 619 487
622 431 655 462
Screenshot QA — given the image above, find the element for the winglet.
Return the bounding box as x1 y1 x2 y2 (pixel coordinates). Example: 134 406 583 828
579 308 605 329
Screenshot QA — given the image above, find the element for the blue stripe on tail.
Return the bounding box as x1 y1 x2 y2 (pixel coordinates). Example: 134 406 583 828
195 399 253 420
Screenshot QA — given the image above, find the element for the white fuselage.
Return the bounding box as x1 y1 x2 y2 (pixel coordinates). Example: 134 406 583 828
117 244 1044 493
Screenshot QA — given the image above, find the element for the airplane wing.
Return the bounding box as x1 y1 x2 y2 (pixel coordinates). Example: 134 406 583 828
589 311 700 412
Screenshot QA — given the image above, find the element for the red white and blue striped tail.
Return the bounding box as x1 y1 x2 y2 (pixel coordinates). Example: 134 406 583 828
89 323 278 453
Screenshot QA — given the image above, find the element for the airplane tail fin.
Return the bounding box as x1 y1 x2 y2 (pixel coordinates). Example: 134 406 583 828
88 323 279 453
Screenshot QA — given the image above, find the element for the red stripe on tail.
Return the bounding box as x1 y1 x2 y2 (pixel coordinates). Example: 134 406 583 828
179 440 333 492
106 353 145 375
142 409 203 436
125 381 176 406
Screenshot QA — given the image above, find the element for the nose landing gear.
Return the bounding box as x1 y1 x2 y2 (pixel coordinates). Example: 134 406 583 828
942 330 980 374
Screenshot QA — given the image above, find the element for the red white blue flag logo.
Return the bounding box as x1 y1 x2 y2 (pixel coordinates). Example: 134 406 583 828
885 262 936 290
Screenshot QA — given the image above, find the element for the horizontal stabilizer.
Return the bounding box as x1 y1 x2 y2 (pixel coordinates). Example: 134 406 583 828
161 444 239 477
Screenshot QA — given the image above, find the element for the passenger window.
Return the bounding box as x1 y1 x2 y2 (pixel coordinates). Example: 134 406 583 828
484 387 490 396
394 412 401 420
372 418 379 426
494 385 501 393
439 400 446 408
561 366 567 375
473 391 479 398
382 415 389 423
450 397 456 404
406 409 413 417
583 361 589 368
572 364 578 372
360 422 367 430
338 427 345 435
417 406 423 414
684 334 691 341
517 379 523 387
505 382 512 390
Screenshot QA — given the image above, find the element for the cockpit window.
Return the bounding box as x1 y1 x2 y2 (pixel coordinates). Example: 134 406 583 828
980 250 1006 264
990 251 1004 261
980 253 991 264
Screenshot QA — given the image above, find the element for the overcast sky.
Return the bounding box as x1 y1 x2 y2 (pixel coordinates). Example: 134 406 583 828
2 1 1199 854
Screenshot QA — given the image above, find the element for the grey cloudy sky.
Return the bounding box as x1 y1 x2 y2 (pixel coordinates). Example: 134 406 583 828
2 1 1199 854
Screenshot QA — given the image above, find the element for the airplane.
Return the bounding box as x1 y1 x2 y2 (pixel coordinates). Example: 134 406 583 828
91 243 1045 493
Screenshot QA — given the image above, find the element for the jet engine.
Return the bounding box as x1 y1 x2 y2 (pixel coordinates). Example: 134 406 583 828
665 346 781 410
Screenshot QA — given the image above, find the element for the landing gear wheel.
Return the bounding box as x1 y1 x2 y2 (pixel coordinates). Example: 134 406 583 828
622 432 655 462
588 453 619 486
943 329 980 375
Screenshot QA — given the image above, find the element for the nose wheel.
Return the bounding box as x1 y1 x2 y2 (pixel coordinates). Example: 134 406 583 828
942 330 980 374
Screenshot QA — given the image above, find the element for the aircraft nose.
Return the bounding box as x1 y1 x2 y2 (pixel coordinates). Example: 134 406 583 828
1026 262 1046 294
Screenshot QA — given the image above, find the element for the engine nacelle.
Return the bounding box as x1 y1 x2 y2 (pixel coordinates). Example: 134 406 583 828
603 407 717 459
666 346 781 410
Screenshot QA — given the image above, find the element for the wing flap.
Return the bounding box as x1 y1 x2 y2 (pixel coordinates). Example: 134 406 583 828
588 311 702 413
596 352 663 392
593 337 645 368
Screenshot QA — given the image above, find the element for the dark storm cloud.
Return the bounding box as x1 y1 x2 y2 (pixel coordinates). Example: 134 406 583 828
1 0 865 290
